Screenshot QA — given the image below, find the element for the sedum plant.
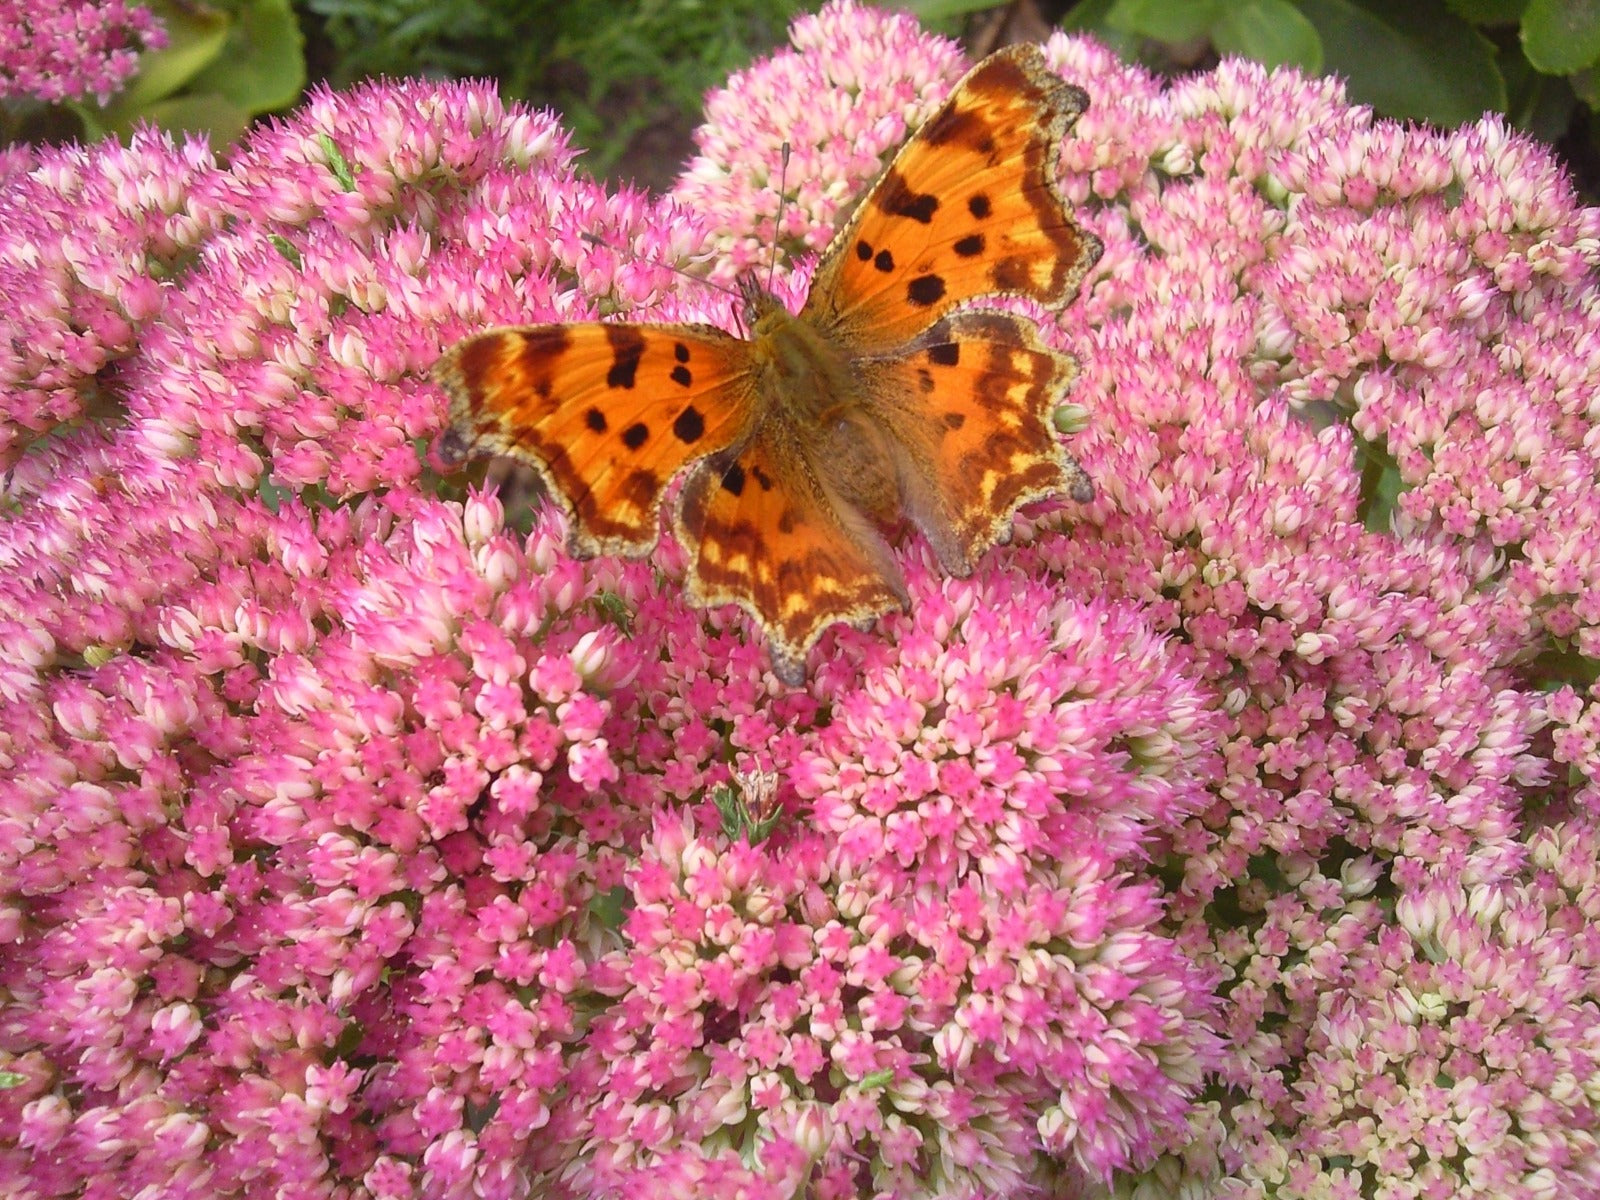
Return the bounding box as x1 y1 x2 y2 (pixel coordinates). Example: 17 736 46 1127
1 2 1597 1196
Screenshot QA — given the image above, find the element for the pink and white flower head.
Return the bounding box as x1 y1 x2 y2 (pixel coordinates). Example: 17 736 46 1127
0 0 165 105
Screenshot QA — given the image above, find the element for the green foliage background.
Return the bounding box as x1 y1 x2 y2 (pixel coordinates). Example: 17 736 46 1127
300 0 806 180
3 0 1599 194
3 0 308 148
1044 0 1597 147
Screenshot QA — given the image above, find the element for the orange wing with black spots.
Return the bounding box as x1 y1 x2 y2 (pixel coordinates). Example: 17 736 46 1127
803 45 1100 348
435 323 757 557
866 309 1095 576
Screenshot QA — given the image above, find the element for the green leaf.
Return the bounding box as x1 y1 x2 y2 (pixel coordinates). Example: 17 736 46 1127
1572 64 1600 105
711 780 782 844
108 92 252 145
1298 0 1507 124
62 100 107 140
1499 38 1578 139
588 886 630 929
1213 0 1325 71
1108 0 1225 41
1060 0 1122 27
188 0 306 115
1060 0 1149 58
898 0 1009 21
106 0 230 111
592 591 634 634
258 472 289 513
1357 438 1404 533
1445 0 1529 22
318 133 357 191
1522 0 1600 74
268 235 302 267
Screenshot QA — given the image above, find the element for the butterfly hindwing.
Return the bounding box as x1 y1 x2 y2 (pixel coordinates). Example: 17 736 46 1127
436 324 757 556
861 310 1092 575
675 423 909 683
802 44 1103 348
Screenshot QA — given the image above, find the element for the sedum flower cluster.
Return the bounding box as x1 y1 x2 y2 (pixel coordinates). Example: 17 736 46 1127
2 2 1597 1197
0 0 165 106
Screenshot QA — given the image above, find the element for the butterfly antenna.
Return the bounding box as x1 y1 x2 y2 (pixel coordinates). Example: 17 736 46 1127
767 142 791 295
578 230 739 300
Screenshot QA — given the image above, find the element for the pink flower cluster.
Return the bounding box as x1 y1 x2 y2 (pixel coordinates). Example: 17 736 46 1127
0 8 1219 1195
3 0 1599 1197
0 0 165 105
1016 31 1600 1199
539 575 1221 1196
674 2 968 281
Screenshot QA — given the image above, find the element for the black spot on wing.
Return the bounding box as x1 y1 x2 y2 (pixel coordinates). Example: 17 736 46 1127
953 234 984 258
585 408 607 433
673 406 705 444
605 327 645 389
928 343 960 367
622 422 649 450
720 461 746 496
874 249 895 273
671 365 692 387
968 194 991 220
907 275 946 307
877 169 939 224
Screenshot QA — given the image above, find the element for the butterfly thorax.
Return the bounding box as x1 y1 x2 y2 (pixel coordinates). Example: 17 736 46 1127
738 280 901 521
742 281 862 425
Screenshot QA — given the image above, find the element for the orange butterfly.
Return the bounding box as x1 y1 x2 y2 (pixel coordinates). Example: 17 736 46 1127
435 45 1102 683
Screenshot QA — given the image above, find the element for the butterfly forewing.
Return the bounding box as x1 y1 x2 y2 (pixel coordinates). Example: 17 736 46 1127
802 44 1103 348
436 324 757 556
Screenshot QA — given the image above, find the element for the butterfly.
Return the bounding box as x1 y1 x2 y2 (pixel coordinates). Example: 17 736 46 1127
434 44 1103 684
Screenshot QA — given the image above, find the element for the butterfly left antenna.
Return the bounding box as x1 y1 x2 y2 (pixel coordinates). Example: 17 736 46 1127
767 142 791 297
578 230 739 301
